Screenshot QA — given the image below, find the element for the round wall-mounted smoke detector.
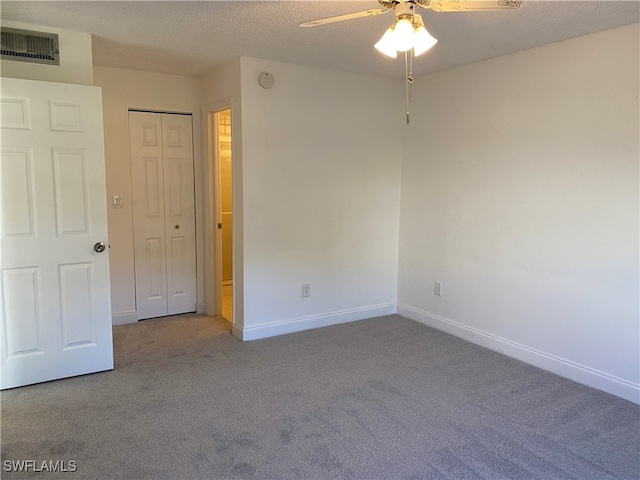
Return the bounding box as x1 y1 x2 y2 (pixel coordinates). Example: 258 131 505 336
258 72 274 89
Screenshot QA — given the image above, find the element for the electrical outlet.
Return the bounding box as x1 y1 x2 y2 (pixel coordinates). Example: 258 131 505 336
302 283 311 298
434 281 442 297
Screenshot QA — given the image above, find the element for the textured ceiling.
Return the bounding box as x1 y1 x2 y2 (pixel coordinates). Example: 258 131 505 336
1 1 638 78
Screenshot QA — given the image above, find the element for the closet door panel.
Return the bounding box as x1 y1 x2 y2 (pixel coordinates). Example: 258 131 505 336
161 114 196 315
129 112 168 319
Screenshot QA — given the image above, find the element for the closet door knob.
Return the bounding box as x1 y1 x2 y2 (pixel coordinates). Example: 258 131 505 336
175 225 180 229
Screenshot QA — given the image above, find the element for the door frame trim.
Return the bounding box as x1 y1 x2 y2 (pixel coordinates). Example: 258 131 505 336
203 98 236 327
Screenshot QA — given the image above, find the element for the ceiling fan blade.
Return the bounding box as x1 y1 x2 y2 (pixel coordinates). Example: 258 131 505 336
426 0 523 12
299 8 390 28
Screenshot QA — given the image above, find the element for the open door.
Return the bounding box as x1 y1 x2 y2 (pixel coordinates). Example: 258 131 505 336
215 108 233 322
1 78 114 389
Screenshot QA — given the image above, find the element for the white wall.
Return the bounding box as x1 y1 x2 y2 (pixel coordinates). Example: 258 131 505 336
397 24 639 403
1 20 93 85
93 66 203 324
237 57 404 340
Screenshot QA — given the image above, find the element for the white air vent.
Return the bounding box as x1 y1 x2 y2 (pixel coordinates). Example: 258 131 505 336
1 27 59 65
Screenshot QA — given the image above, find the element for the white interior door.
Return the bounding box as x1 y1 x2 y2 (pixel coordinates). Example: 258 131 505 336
0 77 113 389
129 112 196 319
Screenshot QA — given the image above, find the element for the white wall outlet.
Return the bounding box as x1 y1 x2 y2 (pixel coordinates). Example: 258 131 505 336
434 281 442 297
302 283 311 298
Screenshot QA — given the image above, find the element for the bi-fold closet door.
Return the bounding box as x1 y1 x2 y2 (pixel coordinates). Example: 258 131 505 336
129 111 196 320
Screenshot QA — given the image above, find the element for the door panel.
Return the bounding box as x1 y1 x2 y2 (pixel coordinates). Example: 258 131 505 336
162 114 196 316
130 113 168 319
52 148 89 234
2 267 42 356
169 236 186 293
144 157 162 217
0 97 31 129
2 147 34 236
59 263 95 347
146 237 165 299
0 77 113 389
167 159 183 217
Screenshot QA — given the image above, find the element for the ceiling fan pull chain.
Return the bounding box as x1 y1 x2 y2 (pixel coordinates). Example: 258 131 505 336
405 49 415 125
405 51 411 125
409 48 414 104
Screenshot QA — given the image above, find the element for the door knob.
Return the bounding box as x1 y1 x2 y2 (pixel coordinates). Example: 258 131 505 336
93 242 106 253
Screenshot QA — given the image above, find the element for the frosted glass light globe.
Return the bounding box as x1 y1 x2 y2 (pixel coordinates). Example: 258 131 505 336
413 26 438 56
393 18 414 52
374 28 398 58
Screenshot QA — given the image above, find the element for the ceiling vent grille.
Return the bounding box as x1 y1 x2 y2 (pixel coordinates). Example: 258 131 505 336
1 27 60 65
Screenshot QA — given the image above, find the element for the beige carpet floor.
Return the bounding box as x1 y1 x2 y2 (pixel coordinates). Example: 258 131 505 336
1 314 638 479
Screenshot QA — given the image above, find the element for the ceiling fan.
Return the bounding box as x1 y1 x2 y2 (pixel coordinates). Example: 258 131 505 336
301 0 523 29
300 0 523 123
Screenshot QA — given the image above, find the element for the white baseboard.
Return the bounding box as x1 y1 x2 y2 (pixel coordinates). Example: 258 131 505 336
111 311 138 326
234 303 397 342
231 323 243 341
396 303 639 405
196 302 206 314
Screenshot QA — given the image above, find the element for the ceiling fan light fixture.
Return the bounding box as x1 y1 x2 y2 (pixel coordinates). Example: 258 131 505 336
412 17 438 56
299 0 523 124
374 27 398 58
393 18 414 52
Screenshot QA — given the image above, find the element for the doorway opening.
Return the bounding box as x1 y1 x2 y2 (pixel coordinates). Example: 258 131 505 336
214 108 233 322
